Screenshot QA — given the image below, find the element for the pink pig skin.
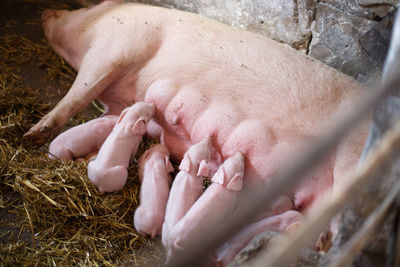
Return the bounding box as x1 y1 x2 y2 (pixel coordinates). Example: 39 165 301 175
166 152 244 258
162 137 213 246
134 144 174 239
214 210 303 266
88 102 155 193
48 116 118 161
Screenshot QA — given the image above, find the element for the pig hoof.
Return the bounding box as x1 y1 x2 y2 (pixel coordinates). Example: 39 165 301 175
315 230 333 252
39 125 52 133
23 129 52 146
24 120 59 146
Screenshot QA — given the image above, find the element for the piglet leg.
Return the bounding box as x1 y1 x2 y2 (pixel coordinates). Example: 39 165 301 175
166 152 245 261
88 102 155 193
215 210 303 266
48 115 118 161
162 137 213 246
134 144 174 238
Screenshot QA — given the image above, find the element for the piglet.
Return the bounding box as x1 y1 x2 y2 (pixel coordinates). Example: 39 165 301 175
88 102 156 193
134 144 174 239
162 137 213 246
215 210 303 266
166 152 244 260
48 116 118 161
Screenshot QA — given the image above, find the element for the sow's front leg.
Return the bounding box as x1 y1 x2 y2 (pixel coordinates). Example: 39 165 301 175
134 144 174 239
166 152 244 262
88 102 156 193
162 137 214 246
48 116 118 161
23 44 123 146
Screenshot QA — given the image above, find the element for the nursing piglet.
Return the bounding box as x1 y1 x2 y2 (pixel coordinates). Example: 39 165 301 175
162 137 213 246
88 102 155 193
134 144 174 238
215 210 303 266
166 152 244 259
48 116 118 161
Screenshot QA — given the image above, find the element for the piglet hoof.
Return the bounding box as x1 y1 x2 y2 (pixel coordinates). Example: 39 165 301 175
315 230 333 252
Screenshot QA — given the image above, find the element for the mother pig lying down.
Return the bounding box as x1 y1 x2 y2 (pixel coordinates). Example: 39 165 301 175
24 0 370 265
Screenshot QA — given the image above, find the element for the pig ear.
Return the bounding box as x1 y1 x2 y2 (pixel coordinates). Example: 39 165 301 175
179 154 192 173
197 160 212 177
132 117 146 135
117 109 128 124
227 173 243 191
139 149 151 163
165 156 174 173
211 167 225 185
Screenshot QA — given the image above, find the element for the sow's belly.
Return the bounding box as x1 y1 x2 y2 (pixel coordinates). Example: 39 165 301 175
145 79 289 183
154 105 333 212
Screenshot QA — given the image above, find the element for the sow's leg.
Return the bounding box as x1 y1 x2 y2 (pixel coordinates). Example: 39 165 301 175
166 152 245 262
162 137 213 246
48 115 118 161
24 45 122 146
134 144 174 239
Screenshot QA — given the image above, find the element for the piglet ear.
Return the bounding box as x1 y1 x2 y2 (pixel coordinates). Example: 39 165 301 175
197 160 211 177
179 154 192 173
132 118 146 135
138 149 151 163
211 167 225 185
165 156 174 173
226 173 243 191
117 109 128 124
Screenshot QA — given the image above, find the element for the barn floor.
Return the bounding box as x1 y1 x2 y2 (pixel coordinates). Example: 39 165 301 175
0 0 165 266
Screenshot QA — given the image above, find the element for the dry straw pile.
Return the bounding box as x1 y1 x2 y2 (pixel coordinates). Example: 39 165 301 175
0 15 163 267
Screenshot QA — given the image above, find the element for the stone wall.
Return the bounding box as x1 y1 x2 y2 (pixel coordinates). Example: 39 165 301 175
134 0 399 84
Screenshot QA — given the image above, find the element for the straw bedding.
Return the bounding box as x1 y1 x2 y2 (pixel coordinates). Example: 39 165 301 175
0 4 165 266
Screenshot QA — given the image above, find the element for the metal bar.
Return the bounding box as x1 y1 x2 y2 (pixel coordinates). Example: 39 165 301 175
250 113 400 267
328 181 400 267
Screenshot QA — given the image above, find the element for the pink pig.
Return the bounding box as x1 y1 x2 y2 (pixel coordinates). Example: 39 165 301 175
48 115 118 161
24 1 370 263
134 144 174 239
88 102 155 193
162 137 214 246
166 152 244 259
215 210 303 265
